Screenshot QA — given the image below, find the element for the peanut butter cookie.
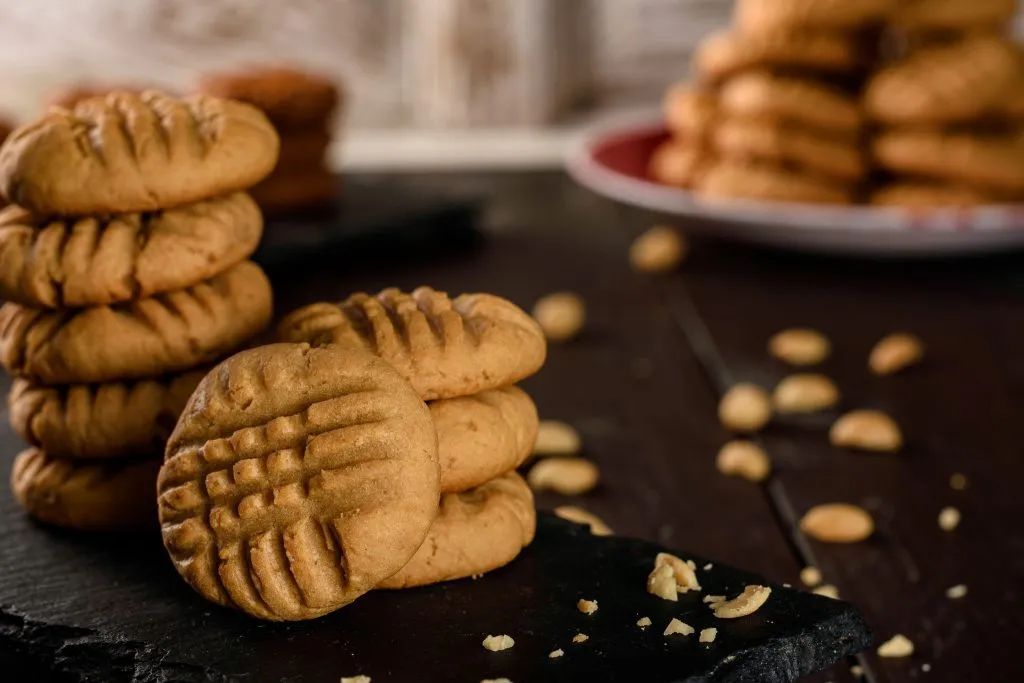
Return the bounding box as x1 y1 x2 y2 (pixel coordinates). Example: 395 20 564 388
698 161 852 205
735 0 892 31
0 91 279 215
714 119 866 182
277 287 546 401
663 85 717 141
720 71 862 135
378 472 535 589
648 140 709 189
0 261 272 384
695 29 861 82
871 182 1010 207
158 343 440 620
873 130 1024 192
892 0 1017 30
250 165 336 214
196 66 340 127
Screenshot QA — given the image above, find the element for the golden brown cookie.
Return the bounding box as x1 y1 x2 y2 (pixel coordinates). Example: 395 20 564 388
250 165 336 215
719 71 862 135
158 343 440 621
11 448 160 531
277 287 546 401
864 35 1022 125
47 84 146 109
694 29 861 83
892 0 1017 30
870 182 1010 207
9 370 205 460
698 161 852 205
663 84 717 141
277 129 332 168
0 91 279 215
432 386 538 493
735 0 892 31
378 472 535 589
714 119 866 182
0 261 272 384
648 140 709 189
196 66 340 126
873 130 1024 192
0 193 262 309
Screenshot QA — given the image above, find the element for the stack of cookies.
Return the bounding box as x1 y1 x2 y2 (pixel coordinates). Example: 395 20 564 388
196 66 341 215
0 90 280 531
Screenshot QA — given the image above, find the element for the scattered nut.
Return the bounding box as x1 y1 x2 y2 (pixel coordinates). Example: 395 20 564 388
718 383 772 433
869 333 924 376
800 503 875 543
922 663 932 672
829 409 902 452
630 225 687 273
800 566 822 587
482 635 515 652
528 458 599 495
655 552 701 592
851 665 863 677
772 374 840 414
938 506 961 531
571 633 589 643
554 505 613 535
703 595 725 604
577 599 598 615
768 329 831 366
534 420 582 456
703 563 713 570
647 564 678 602
713 585 772 619
946 584 968 599
663 618 695 636
813 584 840 600
716 440 771 482
532 292 586 342
699 628 718 643
548 649 564 659
950 473 968 490
877 634 915 658
341 677 371 683
637 617 652 629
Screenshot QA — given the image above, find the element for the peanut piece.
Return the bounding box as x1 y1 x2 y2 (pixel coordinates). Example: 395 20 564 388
482 635 515 652
699 628 718 643
938 506 961 531
869 333 924 376
577 599 598 615
877 634 914 658
572 633 588 643
718 383 772 433
768 329 831 366
630 226 687 273
655 552 701 592
636 617 652 629
813 584 840 599
663 618 695 636
772 374 840 414
548 649 564 659
528 458 599 495
554 505 613 535
713 585 772 619
341 677 371 683
946 584 968 599
950 472 968 490
532 292 586 342
646 564 678 602
716 440 771 482
800 503 874 543
533 420 581 456
800 566 822 587
830 409 902 452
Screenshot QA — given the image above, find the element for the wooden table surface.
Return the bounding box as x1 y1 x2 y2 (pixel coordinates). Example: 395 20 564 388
269 171 1024 683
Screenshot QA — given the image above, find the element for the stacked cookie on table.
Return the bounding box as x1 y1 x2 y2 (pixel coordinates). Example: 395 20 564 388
0 90 280 531
196 66 341 214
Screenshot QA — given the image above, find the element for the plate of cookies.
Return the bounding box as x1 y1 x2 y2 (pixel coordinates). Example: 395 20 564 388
567 1 1024 256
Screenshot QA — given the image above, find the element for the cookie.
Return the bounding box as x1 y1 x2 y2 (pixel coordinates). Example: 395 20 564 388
871 182 1009 207
158 343 439 620
11 448 160 531
378 472 535 589
663 85 717 141
196 66 340 126
47 84 145 108
714 119 866 182
0 193 262 309
735 0 892 31
432 386 538 493
250 165 336 214
277 129 332 168
694 29 861 82
864 35 1022 125
9 370 205 460
873 130 1024 192
0 261 272 384
698 161 852 205
719 71 862 135
276 287 546 401
648 140 709 189
0 91 279 215
892 0 1017 30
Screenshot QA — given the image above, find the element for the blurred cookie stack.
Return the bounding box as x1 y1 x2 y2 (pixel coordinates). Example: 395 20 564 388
0 91 279 531
277 287 545 588
866 3 1024 206
196 66 341 215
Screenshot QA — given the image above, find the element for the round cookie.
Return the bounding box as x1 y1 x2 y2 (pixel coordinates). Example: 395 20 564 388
0 261 272 384
713 119 866 182
648 140 709 189
432 386 538 493
871 182 1010 207
277 129 332 168
250 165 337 215
864 35 1022 125
735 0 892 31
378 472 536 589
698 161 852 205
11 448 160 531
694 29 861 83
196 66 340 127
663 84 717 141
872 130 1024 193
157 343 440 621
0 91 279 215
719 71 862 135
277 287 546 401
9 370 205 460
892 0 1017 31
0 193 262 309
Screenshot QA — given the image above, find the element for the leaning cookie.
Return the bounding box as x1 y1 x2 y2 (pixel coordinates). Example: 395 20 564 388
378 472 536 589
873 130 1024 193
698 161 852 205
694 29 861 83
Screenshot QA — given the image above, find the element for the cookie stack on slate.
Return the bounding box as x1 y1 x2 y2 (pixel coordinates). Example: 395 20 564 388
276 287 545 592
0 90 279 531
866 4 1024 207
196 66 341 215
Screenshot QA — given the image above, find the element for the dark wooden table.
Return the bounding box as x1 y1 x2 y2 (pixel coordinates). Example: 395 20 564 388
272 171 1021 683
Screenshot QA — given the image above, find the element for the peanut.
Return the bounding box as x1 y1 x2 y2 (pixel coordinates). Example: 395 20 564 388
630 226 687 273
768 329 831 366
532 292 586 342
800 503 874 543
716 440 771 482
718 383 772 433
527 458 599 495
869 333 924 376
554 505 613 535
533 420 581 456
877 634 914 658
772 374 840 414
713 585 772 619
830 409 902 452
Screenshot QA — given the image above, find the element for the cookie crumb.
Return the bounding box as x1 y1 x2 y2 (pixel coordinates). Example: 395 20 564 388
800 566 823 587
341 677 370 683
950 473 968 490
703 563 713 570
878 634 914 658
636 616 652 629
577 599 598 615
663 618 695 636
647 564 678 601
548 648 564 659
532 292 586 342
938 506 961 531
713 585 772 619
813 584 840 600
922 663 932 672
482 635 515 652
703 595 725 604
655 552 701 592
699 627 718 643
534 420 581 456
528 457 600 495
555 505 613 536
946 584 968 599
